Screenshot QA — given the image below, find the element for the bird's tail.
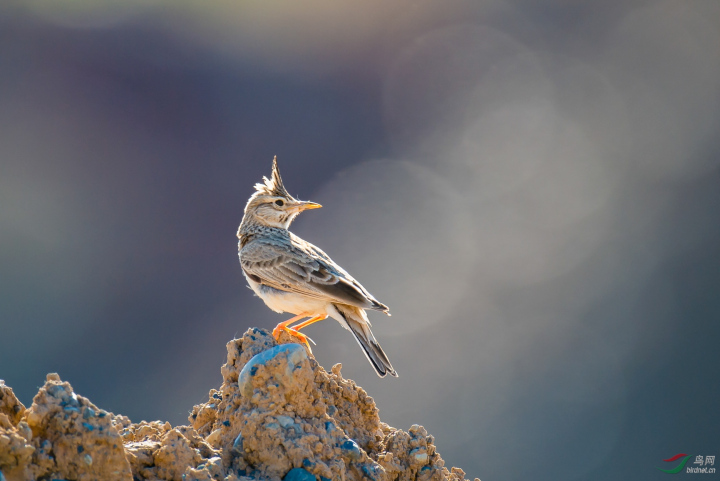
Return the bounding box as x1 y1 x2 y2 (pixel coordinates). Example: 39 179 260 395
332 304 397 378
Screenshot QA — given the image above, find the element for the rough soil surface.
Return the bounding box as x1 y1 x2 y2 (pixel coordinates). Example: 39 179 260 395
0 328 477 481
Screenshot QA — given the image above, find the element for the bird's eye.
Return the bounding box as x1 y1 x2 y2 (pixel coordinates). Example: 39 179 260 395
275 199 284 207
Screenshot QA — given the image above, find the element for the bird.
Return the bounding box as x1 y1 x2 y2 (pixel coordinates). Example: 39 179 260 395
237 157 397 377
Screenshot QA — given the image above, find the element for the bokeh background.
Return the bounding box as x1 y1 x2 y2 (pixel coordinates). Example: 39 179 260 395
2 1 720 479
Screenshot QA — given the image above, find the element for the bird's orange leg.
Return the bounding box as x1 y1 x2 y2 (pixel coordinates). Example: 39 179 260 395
273 314 316 352
290 315 328 332
282 315 327 352
273 314 307 339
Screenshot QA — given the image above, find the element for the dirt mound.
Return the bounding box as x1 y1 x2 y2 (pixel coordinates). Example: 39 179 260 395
0 328 477 481
0 375 132 480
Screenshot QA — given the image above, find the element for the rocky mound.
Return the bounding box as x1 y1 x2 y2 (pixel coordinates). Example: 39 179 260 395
0 328 476 481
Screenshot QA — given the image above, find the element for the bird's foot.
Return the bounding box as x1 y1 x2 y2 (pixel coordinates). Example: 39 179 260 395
273 324 316 353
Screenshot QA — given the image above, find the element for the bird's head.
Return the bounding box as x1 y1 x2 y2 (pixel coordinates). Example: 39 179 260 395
243 157 322 229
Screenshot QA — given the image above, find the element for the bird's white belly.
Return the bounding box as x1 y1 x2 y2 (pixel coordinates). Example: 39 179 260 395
246 276 329 316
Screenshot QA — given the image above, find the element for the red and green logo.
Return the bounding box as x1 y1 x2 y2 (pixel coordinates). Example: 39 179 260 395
657 453 692 474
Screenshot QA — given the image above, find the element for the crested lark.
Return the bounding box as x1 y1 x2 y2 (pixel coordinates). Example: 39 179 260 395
237 157 397 377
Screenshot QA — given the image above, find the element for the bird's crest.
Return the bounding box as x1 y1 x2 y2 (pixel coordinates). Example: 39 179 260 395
255 156 293 199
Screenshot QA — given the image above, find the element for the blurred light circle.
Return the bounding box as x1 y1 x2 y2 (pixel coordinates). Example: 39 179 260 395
383 24 550 157
294 159 477 336
448 100 557 198
603 1 720 180
466 117 614 285
552 61 630 163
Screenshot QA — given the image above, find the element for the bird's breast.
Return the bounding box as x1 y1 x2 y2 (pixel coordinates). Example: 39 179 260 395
244 273 328 316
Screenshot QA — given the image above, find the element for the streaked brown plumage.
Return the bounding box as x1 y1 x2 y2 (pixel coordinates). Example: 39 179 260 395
237 157 397 377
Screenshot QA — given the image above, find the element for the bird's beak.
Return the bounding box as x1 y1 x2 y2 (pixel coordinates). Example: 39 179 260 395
289 200 322 213
299 201 322 211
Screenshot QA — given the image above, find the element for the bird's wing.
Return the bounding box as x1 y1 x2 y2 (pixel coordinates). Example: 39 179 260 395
240 237 389 312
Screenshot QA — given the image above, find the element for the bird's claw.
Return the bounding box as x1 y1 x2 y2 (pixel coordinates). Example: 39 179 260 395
273 325 315 352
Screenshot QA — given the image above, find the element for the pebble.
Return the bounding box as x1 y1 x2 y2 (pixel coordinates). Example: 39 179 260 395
410 447 429 464
340 439 363 461
82 408 95 419
48 385 67 397
276 415 295 428
206 456 223 470
238 344 308 397
84 454 93 466
283 468 315 481
232 433 244 453
205 428 222 446
17 422 32 442
362 464 382 481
